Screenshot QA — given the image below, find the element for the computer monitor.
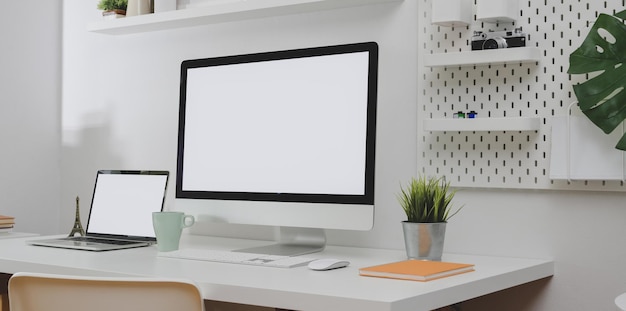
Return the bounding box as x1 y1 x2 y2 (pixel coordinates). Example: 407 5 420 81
175 42 378 256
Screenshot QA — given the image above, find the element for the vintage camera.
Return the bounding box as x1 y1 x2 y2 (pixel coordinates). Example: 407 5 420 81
471 28 527 50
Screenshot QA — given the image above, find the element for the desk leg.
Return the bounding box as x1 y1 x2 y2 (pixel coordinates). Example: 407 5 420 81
0 273 10 311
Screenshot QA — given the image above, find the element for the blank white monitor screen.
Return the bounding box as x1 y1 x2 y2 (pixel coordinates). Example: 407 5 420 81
176 42 378 239
87 171 169 238
183 52 369 196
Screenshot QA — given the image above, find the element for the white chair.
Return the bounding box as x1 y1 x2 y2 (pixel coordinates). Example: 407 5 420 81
7 272 204 311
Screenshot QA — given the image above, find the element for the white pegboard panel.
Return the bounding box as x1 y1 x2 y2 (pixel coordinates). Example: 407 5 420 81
417 0 626 191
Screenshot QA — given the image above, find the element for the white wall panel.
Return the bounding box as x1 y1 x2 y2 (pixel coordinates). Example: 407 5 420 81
418 0 626 191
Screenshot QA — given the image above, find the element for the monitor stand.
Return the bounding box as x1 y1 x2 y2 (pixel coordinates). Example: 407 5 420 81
233 227 326 256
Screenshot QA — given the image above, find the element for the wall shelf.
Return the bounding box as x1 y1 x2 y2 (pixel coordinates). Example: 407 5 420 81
87 0 403 35
423 47 541 67
423 117 541 132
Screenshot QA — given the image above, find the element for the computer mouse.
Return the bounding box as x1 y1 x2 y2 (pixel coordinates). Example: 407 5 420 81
307 258 350 271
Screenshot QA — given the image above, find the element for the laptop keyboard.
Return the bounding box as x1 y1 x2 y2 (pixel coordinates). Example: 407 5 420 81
67 237 138 245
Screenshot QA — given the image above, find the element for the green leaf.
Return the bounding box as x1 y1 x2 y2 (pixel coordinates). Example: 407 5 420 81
568 11 626 150
396 175 462 223
98 0 127 11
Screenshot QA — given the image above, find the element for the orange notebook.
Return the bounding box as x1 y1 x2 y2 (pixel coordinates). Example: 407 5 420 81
359 259 474 282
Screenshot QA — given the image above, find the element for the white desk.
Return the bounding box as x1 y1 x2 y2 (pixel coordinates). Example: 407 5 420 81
616 292 626 310
0 232 37 240
0 234 553 311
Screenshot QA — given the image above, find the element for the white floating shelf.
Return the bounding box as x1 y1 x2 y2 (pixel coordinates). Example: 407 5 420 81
423 47 541 67
423 117 541 132
88 0 403 35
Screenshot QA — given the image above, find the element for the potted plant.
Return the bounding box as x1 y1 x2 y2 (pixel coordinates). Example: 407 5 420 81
397 175 462 261
568 9 626 151
97 0 128 19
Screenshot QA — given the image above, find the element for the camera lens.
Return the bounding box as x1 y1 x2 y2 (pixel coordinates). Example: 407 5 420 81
483 37 508 49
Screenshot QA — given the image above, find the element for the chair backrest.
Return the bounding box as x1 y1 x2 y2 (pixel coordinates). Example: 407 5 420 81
8 272 204 311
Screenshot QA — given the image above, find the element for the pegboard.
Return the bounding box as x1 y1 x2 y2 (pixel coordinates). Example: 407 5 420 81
417 0 626 191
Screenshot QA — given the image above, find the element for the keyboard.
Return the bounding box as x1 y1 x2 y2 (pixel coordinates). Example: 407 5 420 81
157 248 316 268
65 237 138 245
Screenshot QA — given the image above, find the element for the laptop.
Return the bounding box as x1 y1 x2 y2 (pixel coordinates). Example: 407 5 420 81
29 170 169 251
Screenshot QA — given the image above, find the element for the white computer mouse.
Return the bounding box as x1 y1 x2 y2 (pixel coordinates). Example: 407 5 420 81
307 258 350 271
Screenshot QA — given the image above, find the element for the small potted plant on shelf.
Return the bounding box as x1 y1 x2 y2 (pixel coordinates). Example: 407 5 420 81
98 0 128 19
397 175 462 261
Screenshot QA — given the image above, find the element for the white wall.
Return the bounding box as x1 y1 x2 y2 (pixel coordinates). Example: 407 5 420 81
0 1 61 234
61 0 417 238
60 0 626 310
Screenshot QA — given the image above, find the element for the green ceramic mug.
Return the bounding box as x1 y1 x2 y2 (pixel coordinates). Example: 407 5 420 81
152 211 195 252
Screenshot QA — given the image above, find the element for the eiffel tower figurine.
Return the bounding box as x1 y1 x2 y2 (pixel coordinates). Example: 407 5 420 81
69 196 85 237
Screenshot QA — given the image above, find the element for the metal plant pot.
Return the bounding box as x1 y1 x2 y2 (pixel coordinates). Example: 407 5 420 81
402 221 446 261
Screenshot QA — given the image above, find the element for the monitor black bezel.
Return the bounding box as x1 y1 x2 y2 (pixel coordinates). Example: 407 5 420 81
176 42 378 205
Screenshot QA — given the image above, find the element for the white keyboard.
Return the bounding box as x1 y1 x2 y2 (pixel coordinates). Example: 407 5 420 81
157 248 316 268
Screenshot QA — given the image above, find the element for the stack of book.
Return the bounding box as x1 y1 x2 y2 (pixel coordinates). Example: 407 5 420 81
0 214 15 233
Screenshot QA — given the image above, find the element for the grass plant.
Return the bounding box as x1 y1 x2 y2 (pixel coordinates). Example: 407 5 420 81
397 175 462 223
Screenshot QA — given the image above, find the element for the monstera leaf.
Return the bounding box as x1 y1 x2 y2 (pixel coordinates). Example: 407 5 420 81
568 10 626 150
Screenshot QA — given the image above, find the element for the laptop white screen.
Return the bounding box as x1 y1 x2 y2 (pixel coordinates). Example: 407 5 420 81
87 173 168 238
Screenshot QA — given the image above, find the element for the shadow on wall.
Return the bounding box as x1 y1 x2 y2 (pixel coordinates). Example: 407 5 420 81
188 215 275 241
60 111 123 234
460 277 553 311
